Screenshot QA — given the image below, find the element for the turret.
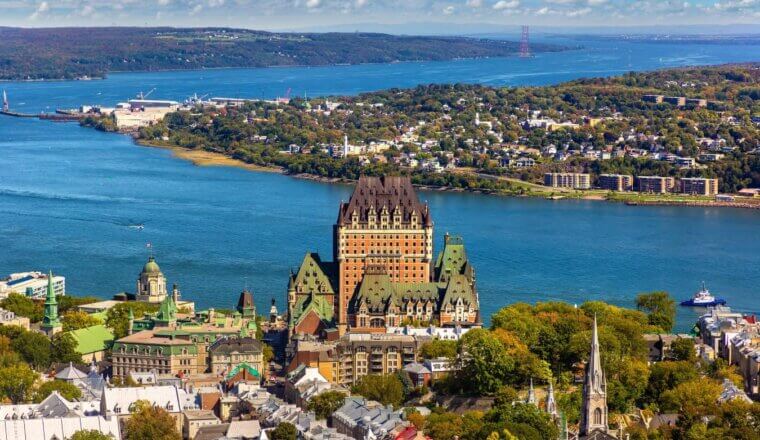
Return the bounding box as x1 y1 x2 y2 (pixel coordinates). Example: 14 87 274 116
526 378 536 406
579 314 609 435
546 380 558 418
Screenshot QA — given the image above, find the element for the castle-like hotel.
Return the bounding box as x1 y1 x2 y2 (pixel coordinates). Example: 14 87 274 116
287 176 480 337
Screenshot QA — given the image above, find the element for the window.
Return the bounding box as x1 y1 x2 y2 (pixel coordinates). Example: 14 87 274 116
594 408 602 425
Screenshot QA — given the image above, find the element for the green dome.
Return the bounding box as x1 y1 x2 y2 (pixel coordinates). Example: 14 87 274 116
142 256 162 274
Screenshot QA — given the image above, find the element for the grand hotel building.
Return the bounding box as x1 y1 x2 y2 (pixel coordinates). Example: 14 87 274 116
287 176 480 337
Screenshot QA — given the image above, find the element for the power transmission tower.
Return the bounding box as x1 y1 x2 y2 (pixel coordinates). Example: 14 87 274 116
519 25 532 58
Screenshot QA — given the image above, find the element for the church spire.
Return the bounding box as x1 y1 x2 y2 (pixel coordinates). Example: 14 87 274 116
580 314 608 436
41 271 61 336
526 378 536 405
546 380 558 418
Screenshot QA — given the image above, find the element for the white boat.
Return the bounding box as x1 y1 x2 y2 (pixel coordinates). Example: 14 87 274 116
680 282 726 307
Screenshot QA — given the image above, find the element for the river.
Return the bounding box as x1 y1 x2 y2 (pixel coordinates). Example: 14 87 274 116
2 36 759 329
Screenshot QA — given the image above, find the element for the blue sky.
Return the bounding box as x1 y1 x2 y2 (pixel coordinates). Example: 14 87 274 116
2 0 758 30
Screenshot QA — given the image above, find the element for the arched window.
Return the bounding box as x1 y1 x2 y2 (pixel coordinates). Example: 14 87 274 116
593 408 602 425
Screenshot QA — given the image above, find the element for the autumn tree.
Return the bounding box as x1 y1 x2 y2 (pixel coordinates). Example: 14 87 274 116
352 374 405 407
123 400 181 440
62 310 103 331
269 422 297 440
70 430 114 440
0 363 37 403
636 291 676 332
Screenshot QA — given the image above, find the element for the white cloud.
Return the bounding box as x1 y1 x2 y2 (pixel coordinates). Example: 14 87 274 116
355 0 368 8
566 7 591 16
442 5 455 14
466 0 483 7
80 4 94 16
189 3 203 14
29 1 49 20
535 6 550 14
305 0 321 8
208 0 225 7
157 0 171 5
493 0 519 10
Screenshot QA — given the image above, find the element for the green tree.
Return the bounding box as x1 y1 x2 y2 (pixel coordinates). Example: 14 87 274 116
352 374 405 407
0 363 37 403
123 400 181 440
636 291 676 332
0 293 43 322
51 332 82 364
62 310 103 331
70 430 114 440
307 390 346 420
456 328 514 395
34 379 83 402
269 422 298 440
13 330 52 369
420 339 458 359
644 361 699 406
669 337 696 362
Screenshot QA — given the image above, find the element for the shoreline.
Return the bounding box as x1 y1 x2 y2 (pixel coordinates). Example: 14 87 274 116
131 137 760 211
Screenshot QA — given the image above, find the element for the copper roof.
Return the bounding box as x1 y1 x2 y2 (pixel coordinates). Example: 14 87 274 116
337 176 431 226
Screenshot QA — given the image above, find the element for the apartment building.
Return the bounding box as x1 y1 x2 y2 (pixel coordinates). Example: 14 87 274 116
636 176 676 193
544 173 591 189
679 177 719 196
598 174 634 192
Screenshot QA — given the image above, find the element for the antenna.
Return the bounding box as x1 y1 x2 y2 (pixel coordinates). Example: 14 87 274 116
519 25 532 58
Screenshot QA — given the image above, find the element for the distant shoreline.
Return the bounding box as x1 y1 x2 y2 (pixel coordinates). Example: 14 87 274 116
132 139 760 211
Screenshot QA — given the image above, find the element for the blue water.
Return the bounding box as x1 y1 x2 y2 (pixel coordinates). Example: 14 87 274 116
2 37 759 330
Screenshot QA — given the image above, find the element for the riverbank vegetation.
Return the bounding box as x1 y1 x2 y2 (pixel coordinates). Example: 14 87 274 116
115 64 760 199
413 292 759 440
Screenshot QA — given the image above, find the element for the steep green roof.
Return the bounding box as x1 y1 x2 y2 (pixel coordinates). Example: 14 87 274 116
290 292 334 329
67 325 114 354
225 362 260 380
434 235 472 282
292 253 337 295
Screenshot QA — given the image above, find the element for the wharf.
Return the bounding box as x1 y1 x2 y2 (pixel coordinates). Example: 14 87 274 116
1 110 81 121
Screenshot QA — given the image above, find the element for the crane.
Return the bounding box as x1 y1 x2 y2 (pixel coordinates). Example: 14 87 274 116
136 88 156 100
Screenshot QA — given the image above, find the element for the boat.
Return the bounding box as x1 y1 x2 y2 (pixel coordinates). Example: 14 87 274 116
680 282 727 307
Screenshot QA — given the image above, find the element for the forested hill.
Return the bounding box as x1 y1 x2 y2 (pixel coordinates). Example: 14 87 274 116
0 27 566 80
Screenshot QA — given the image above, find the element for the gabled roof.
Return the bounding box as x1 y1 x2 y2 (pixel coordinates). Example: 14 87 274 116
67 325 114 355
225 362 261 380
101 385 184 416
292 253 337 296
291 291 335 330
55 363 88 381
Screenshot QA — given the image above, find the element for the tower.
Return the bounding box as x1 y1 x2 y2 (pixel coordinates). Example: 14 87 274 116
546 380 558 419
237 288 256 319
519 25 531 58
334 176 433 334
136 256 167 303
343 134 349 157
41 271 62 336
526 378 536 405
580 315 609 436
269 298 279 323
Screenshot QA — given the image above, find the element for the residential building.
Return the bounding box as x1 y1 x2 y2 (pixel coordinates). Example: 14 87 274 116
386 325 473 340
332 397 406 440
636 176 675 193
334 333 424 386
209 336 264 377
288 176 480 338
663 96 686 106
598 174 633 192
54 360 107 401
423 357 458 381
183 409 221 439
0 271 65 299
100 385 189 432
678 177 719 196
643 334 694 362
285 365 347 408
0 392 120 440
642 95 664 104
403 363 432 388
0 307 29 330
544 173 591 189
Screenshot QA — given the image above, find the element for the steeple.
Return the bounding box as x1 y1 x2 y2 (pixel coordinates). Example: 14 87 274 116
546 380 558 418
526 378 536 405
41 271 62 336
237 289 256 319
580 314 609 436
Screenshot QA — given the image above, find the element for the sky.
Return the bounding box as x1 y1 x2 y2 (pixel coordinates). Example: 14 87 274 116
1 0 759 31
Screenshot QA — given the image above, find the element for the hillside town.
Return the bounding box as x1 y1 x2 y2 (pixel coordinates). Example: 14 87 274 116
0 176 757 440
68 64 760 209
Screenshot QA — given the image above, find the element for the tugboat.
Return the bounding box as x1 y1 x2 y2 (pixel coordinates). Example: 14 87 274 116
680 282 727 307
